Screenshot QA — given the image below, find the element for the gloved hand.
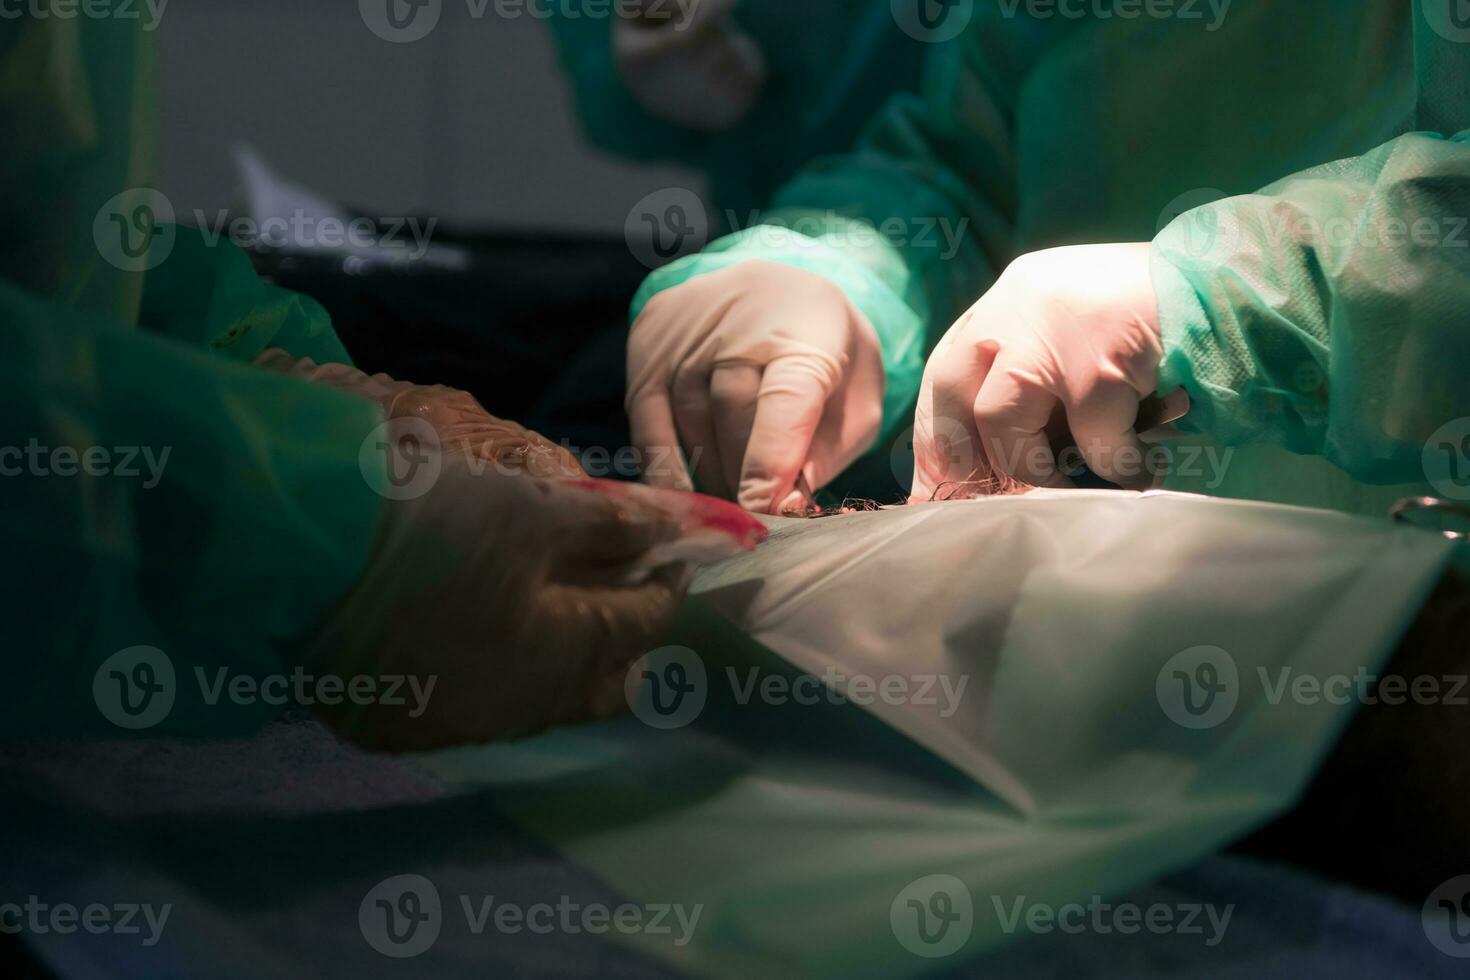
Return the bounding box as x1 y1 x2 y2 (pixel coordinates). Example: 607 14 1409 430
908 243 1164 501
254 350 584 479
626 260 886 514
255 351 691 752
613 0 766 132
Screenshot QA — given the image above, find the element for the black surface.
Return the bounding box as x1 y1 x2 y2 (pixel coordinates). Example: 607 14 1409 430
255 232 649 465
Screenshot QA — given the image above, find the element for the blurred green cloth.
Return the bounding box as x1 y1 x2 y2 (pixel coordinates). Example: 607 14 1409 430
546 0 926 221
0 19 384 735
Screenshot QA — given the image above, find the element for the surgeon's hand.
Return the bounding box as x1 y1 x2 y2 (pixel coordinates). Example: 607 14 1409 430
256 352 689 752
909 243 1163 501
627 260 885 514
254 350 584 479
613 0 766 132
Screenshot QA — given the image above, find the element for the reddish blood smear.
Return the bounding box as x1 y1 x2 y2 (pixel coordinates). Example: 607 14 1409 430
563 479 768 551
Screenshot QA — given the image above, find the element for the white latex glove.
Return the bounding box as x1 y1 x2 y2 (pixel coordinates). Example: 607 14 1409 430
255 352 763 751
909 243 1164 502
613 0 766 132
626 260 885 514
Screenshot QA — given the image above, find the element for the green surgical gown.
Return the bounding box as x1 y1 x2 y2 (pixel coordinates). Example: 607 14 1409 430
633 0 1470 514
0 19 385 735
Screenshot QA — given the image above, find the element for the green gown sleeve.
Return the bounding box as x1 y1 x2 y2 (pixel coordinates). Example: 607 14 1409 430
1150 1 1470 484
0 18 384 736
1 236 386 738
629 12 1062 440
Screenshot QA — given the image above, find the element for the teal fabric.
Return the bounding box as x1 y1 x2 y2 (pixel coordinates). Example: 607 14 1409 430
1154 3 1470 488
546 0 926 221
0 18 384 736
